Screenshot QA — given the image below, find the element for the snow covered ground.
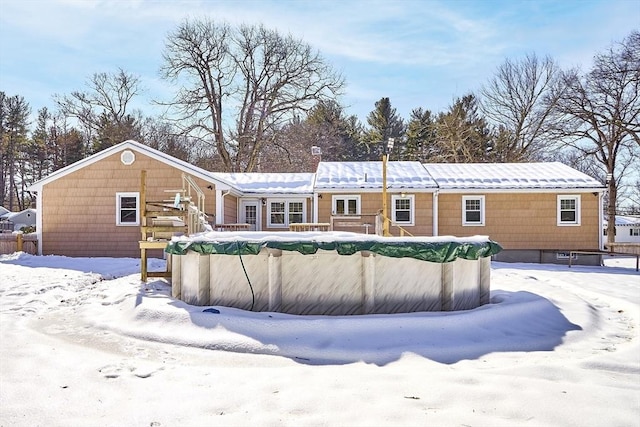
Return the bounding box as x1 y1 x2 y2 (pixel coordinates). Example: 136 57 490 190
1 252 638 426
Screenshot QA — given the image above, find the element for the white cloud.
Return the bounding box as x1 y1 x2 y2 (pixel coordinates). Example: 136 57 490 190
1 0 638 121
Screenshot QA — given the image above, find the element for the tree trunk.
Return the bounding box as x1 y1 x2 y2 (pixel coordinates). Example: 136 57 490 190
607 178 617 248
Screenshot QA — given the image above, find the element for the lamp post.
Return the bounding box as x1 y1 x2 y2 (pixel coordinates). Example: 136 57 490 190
382 138 395 237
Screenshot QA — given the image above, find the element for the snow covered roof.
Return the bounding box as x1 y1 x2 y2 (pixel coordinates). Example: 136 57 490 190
27 140 606 197
211 173 315 194
3 208 36 220
424 162 604 190
603 215 640 227
315 161 438 190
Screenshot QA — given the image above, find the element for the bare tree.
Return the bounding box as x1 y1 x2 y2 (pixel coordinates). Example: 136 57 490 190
54 68 143 152
480 53 562 161
159 19 344 172
552 31 640 245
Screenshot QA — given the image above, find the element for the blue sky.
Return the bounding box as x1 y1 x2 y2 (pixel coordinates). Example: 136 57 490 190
0 0 638 126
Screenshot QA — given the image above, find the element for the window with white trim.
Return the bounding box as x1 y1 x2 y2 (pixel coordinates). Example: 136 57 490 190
288 201 304 224
557 195 580 226
462 196 485 226
268 199 306 228
631 228 640 236
392 194 414 225
332 195 360 215
116 192 139 226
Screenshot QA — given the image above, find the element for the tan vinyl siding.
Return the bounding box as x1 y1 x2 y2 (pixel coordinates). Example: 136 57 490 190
317 191 433 236
41 151 217 258
437 192 600 249
223 195 238 224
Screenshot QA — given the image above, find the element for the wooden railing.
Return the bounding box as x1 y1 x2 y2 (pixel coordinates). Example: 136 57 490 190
378 212 415 237
289 223 331 232
214 223 252 231
330 215 378 234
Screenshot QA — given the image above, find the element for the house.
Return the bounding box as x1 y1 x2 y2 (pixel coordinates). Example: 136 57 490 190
425 162 604 265
28 140 236 258
603 215 640 244
0 208 36 232
28 140 606 265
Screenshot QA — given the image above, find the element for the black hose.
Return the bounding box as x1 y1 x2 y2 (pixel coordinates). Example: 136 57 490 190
235 240 255 311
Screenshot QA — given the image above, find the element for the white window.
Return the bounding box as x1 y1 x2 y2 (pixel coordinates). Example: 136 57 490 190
557 195 581 226
631 228 640 236
288 201 304 224
392 194 414 225
332 195 360 215
116 192 139 226
462 196 485 226
268 199 306 228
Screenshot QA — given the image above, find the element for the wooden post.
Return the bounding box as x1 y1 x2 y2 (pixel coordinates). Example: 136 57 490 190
140 170 147 241
382 153 390 236
141 246 148 281
140 170 148 281
16 233 23 252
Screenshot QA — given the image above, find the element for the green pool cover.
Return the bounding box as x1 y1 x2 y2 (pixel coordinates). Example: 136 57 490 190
165 237 502 263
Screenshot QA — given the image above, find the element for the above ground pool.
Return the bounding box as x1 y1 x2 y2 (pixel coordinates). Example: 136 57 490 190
165 231 502 315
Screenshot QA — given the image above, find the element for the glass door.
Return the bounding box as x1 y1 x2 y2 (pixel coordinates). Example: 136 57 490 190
240 200 261 231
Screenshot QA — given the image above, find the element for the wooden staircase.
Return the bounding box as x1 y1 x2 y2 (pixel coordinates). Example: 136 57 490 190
139 170 208 280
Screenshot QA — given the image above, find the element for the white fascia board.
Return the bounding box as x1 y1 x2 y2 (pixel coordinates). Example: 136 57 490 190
315 187 436 193
27 140 238 193
434 187 606 194
250 193 314 199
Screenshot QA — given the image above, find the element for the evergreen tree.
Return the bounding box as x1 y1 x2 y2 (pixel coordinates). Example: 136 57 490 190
256 100 364 171
47 113 86 171
362 97 405 160
304 100 363 162
433 94 493 163
29 108 54 181
0 93 30 210
93 111 141 153
404 108 437 161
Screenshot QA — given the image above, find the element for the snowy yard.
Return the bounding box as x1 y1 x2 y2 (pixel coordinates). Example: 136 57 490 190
1 252 639 426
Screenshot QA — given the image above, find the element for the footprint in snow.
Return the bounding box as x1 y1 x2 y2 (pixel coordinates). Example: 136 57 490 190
98 362 164 379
